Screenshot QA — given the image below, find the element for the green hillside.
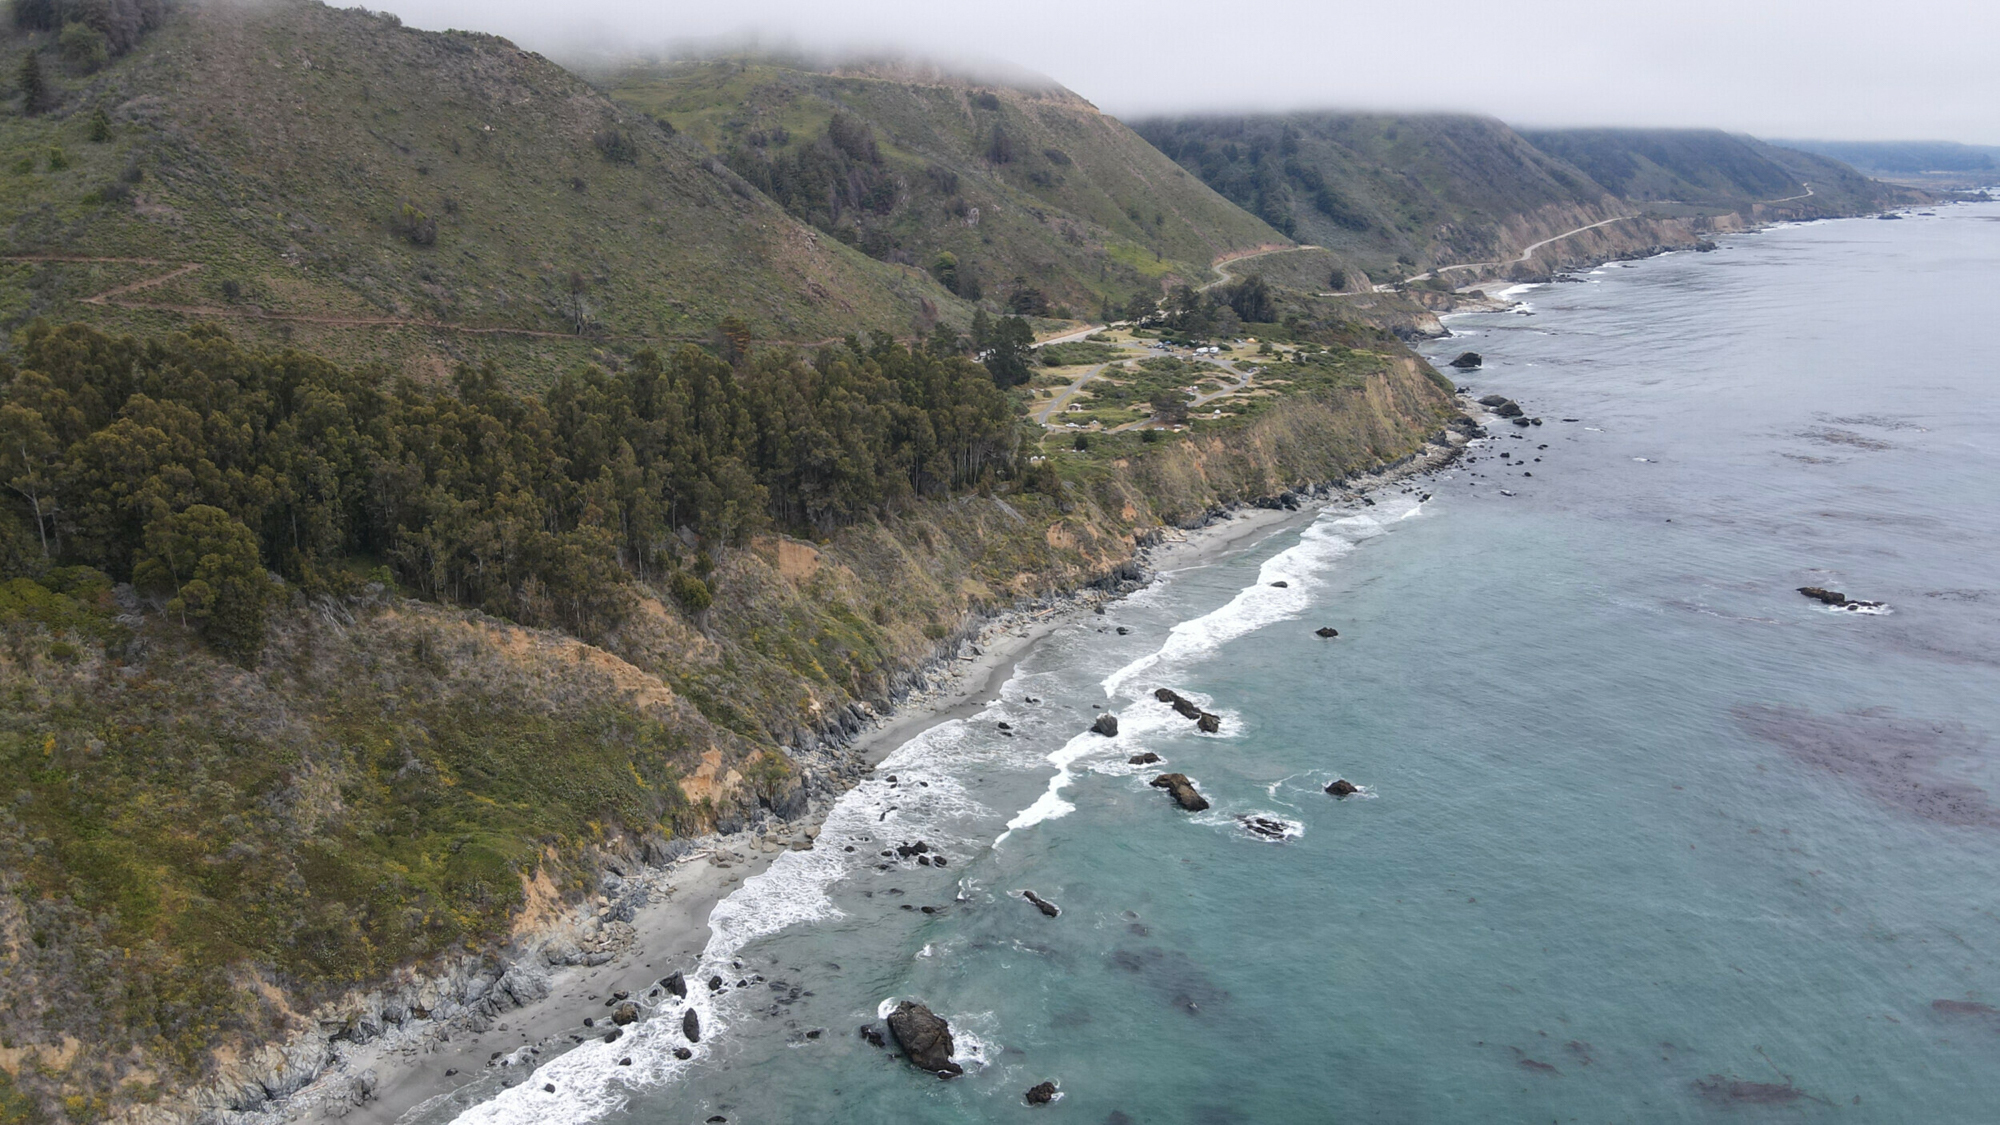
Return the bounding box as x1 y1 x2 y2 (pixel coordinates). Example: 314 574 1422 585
0 1 961 379
1516 127 1890 212
1132 112 1622 284
599 56 1286 319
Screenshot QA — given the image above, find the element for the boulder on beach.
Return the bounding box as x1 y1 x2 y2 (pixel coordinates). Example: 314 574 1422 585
611 1002 639 1026
662 971 687 998
1091 714 1120 737
1196 712 1221 734
682 1008 702 1043
1026 1081 1059 1105
886 1000 964 1078
1450 352 1484 369
1128 752 1162 765
1150 773 1210 812
1021 890 1061 918
1326 779 1359 798
1315 626 1340 638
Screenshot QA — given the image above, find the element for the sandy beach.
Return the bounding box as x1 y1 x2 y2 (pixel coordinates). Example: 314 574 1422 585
278 420 1472 1125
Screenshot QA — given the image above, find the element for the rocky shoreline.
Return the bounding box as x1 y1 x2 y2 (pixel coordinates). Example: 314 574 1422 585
179 417 1481 1125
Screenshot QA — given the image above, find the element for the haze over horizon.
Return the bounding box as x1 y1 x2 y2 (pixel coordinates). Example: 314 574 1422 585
369 0 2000 145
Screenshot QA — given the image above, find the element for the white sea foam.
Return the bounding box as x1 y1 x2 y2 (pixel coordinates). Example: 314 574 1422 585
1103 500 1417 699
452 701 1029 1125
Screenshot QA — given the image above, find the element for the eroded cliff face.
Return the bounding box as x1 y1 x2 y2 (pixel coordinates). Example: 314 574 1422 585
0 358 1458 1123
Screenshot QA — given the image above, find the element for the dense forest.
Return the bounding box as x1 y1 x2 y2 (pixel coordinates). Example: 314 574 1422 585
0 322 1021 661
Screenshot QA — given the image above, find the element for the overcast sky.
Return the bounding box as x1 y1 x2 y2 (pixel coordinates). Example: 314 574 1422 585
377 0 2000 144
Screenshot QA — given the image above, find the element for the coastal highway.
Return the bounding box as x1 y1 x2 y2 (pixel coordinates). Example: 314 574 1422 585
1388 215 1636 287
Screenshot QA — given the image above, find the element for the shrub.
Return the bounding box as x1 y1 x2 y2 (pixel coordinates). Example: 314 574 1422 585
87 105 112 142
592 127 637 165
1072 433 1090 452
46 147 69 172
667 570 711 614
391 203 436 246
58 21 108 73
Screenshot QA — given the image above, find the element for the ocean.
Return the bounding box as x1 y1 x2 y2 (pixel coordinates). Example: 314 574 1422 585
451 202 2000 1123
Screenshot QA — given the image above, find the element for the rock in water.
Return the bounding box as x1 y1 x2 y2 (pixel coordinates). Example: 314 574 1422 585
1021 890 1061 917
859 1024 887 1048
682 1008 701 1043
1128 752 1162 765
1026 1081 1059 1105
673 1047 693 1060
1153 687 1181 703
662 971 687 998
1150 773 1210 811
1495 401 1525 418
1171 698 1203 720
1196 712 1220 734
1798 586 1847 605
886 1000 963 1077
1269 580 1289 588
1315 626 1340 638
610 1002 639 1026
1090 714 1119 737
1239 815 1290 839
1326 779 1358 797
1477 394 1510 407
1450 352 1483 369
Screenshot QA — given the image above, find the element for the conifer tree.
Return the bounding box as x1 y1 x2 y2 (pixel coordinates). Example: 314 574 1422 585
17 51 47 116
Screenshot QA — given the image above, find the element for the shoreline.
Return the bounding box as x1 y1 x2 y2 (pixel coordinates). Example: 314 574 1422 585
255 419 1478 1125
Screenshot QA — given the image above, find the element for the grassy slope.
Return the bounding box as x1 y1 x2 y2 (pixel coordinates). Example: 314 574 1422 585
599 57 1285 314
0 2 961 379
1131 112 1623 282
1515 128 1897 214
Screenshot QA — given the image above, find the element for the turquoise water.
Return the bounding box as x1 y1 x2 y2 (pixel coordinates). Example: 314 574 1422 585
458 204 2000 1122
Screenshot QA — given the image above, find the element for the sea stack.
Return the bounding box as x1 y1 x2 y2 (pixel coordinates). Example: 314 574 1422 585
886 1000 963 1077
1090 714 1119 737
1150 773 1210 811
1326 779 1358 797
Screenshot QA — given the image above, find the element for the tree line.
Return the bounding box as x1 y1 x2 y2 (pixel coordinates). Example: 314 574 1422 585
0 323 1021 660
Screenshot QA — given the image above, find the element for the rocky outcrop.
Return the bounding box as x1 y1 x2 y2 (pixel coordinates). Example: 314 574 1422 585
1326 779 1358 797
1021 890 1061 917
1448 352 1483 369
1150 773 1209 812
682 1008 701 1043
1090 714 1120 737
1240 815 1291 839
611 1001 639 1026
1798 586 1882 609
886 1000 963 1077
662 971 687 998
1128 751 1162 765
1315 626 1340 638
1155 687 1221 733
1026 1081 1059 1105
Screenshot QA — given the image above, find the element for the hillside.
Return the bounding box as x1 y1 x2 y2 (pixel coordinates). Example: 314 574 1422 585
1134 114 1918 288
598 55 1286 320
1132 112 1624 285
1769 138 2000 187
0 1 963 378
1515 128 1891 213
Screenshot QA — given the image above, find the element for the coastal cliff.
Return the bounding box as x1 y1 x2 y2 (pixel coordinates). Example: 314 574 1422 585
0 328 1456 1123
